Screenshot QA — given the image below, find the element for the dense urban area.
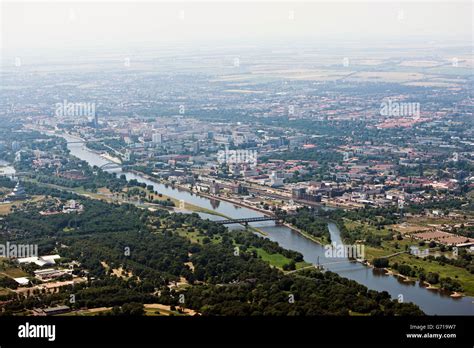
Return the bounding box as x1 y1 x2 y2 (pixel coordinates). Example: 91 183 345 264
0 43 472 316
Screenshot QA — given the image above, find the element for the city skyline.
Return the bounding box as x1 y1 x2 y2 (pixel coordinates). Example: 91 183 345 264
0 1 472 346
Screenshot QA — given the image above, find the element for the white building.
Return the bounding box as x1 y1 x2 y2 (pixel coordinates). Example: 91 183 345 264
269 171 284 187
62 200 84 213
152 133 163 144
14 277 30 286
16 254 61 267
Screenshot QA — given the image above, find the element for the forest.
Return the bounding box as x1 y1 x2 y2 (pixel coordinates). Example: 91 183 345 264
0 182 424 316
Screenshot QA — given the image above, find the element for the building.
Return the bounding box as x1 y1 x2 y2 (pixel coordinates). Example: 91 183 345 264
231 164 241 177
41 305 71 316
192 141 200 154
62 200 84 213
57 170 87 181
17 254 61 267
291 187 321 202
232 184 248 195
6 181 27 201
11 141 20 152
210 182 220 195
34 268 71 281
13 277 30 286
242 166 258 178
292 187 306 199
269 171 284 187
152 133 163 144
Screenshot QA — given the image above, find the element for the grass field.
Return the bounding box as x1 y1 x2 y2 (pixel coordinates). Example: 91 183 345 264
171 224 222 245
144 303 196 316
173 224 309 271
0 195 45 215
0 287 14 296
0 202 13 215
387 253 474 296
57 307 112 316
0 259 29 278
344 221 474 296
24 178 228 219
252 247 310 270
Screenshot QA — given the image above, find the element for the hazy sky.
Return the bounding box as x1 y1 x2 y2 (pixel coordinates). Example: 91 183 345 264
1 1 472 57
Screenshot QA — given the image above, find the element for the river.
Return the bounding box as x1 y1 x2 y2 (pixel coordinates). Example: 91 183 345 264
59 133 473 315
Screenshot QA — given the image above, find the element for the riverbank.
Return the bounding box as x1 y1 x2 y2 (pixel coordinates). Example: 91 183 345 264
49 129 474 314
281 222 328 246
114 169 474 299
128 170 277 217
127 170 272 235
367 259 468 298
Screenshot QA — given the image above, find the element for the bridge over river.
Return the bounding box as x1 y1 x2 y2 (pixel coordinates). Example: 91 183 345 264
215 216 278 225
52 132 474 315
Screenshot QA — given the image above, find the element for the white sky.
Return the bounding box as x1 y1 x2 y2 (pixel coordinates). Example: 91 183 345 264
1 1 472 56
